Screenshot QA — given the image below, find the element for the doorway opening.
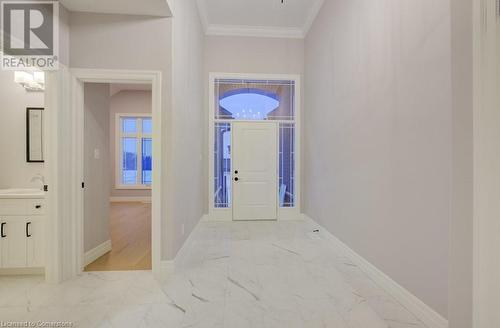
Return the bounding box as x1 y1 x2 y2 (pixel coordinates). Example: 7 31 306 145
82 83 153 271
51 69 164 280
208 74 301 221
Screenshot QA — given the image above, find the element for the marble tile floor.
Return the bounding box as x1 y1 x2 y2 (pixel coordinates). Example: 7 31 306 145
0 219 428 328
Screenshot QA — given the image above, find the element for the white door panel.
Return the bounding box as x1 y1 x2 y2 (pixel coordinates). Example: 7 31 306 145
233 122 277 221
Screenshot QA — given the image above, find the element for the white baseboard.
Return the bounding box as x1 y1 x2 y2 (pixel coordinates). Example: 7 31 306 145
304 215 448 328
175 215 207 266
204 214 304 221
157 214 208 279
0 267 44 275
278 215 305 221
84 240 112 266
109 196 151 203
158 260 175 281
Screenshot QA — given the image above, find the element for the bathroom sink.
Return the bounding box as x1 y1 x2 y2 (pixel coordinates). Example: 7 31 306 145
0 188 45 198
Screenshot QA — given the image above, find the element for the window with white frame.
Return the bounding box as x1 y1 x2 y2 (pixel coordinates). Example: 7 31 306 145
116 114 152 188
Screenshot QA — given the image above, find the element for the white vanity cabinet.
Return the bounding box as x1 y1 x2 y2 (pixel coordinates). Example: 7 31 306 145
0 194 45 269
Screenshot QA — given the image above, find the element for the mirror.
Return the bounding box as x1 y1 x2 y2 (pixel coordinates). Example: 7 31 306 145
26 107 44 163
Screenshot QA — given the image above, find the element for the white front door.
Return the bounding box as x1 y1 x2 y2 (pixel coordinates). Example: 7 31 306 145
232 122 277 221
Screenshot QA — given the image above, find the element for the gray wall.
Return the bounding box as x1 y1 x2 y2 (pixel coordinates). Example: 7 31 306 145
0 71 44 189
449 0 473 326
167 0 206 259
70 1 205 261
304 0 452 318
58 5 70 66
83 83 111 252
69 11 174 259
205 36 304 74
109 90 152 198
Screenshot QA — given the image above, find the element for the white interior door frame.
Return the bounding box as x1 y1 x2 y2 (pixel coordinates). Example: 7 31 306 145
473 0 500 326
48 68 163 282
208 72 302 221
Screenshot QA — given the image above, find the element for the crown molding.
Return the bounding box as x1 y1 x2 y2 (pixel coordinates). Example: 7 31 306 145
195 0 209 31
195 0 325 39
205 24 304 39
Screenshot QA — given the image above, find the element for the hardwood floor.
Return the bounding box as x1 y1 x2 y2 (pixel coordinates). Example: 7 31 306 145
84 202 152 271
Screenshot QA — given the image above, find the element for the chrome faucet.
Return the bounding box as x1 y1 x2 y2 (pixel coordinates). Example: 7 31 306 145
30 174 45 191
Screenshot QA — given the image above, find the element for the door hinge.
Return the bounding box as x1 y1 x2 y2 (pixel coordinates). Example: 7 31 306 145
81 182 85 189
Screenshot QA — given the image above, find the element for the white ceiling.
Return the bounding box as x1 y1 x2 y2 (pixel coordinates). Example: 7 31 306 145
197 0 324 38
60 0 172 17
60 0 322 38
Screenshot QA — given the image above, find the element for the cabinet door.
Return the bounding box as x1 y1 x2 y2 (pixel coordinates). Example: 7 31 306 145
0 219 2 268
1 217 27 268
26 218 44 267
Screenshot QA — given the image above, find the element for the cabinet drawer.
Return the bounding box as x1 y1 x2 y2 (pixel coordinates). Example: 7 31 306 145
26 200 45 215
0 199 45 215
0 199 27 215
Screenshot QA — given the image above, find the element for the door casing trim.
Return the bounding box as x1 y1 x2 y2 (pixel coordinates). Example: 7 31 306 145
47 68 163 282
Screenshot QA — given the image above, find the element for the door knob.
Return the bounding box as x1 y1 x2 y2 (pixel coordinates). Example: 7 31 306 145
234 177 239 181
234 170 239 174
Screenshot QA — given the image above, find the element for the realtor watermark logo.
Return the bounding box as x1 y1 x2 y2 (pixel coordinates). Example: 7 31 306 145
1 1 59 70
